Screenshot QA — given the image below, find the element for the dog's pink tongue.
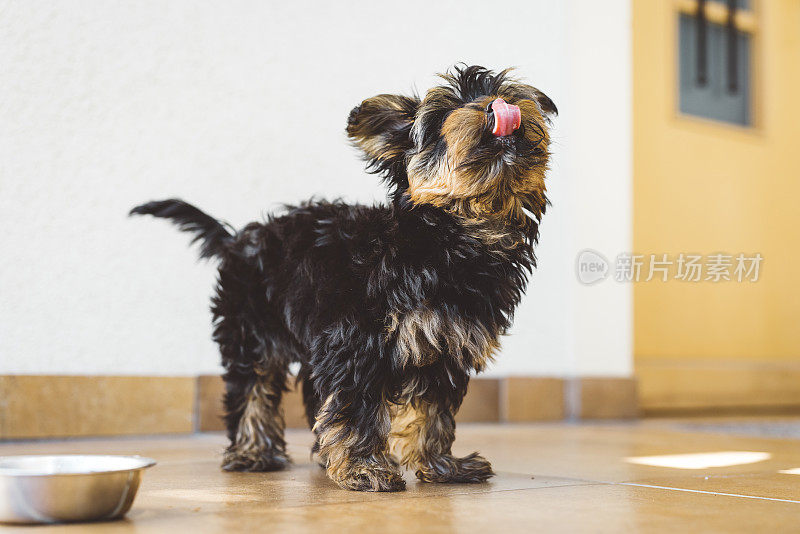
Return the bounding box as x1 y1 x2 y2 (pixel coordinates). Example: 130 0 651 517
491 98 521 137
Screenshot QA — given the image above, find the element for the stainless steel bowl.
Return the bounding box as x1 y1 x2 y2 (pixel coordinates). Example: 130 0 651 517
0 454 156 524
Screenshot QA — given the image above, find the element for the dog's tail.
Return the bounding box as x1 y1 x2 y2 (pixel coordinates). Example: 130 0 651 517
129 199 234 260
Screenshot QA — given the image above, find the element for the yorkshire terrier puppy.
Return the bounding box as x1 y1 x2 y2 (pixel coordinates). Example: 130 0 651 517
131 65 556 492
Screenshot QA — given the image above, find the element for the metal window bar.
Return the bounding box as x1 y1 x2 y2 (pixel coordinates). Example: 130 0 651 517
726 0 738 93
696 0 707 86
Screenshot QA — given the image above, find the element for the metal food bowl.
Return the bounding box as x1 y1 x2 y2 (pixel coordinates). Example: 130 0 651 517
0 454 156 524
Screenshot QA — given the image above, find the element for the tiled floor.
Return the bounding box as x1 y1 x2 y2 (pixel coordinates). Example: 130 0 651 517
3 420 800 532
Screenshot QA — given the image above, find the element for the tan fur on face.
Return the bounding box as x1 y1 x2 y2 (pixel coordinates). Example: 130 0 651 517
441 105 489 181
386 306 500 371
407 95 550 233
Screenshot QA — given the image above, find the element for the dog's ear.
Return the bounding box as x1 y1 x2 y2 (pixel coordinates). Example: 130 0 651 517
531 88 557 119
508 83 557 121
534 89 558 117
346 94 420 196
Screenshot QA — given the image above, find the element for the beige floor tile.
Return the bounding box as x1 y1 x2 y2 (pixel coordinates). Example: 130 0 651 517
2 420 800 532
624 472 800 502
3 483 797 534
450 422 800 482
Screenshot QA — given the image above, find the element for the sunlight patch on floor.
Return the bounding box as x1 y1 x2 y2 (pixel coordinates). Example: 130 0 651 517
778 467 800 475
625 451 771 469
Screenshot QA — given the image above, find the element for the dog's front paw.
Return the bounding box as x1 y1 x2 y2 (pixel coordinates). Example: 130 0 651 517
416 452 494 483
329 457 406 492
222 447 290 472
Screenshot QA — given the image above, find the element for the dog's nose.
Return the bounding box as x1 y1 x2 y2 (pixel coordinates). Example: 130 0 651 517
490 98 521 137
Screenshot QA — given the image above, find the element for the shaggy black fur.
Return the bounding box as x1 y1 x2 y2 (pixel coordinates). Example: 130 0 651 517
131 65 555 492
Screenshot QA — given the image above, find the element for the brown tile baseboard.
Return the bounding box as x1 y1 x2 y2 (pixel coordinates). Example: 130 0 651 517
637 359 800 414
457 377 501 423
195 375 226 432
565 377 639 419
0 374 639 439
502 377 565 421
0 375 195 440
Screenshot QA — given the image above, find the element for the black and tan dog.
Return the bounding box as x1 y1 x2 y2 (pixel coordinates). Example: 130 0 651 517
131 65 556 492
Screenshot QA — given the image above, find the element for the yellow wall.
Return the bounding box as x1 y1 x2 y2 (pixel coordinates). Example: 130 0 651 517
633 0 800 410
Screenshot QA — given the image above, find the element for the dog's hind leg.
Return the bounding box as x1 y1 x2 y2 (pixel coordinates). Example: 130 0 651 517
221 360 290 472
212 265 291 472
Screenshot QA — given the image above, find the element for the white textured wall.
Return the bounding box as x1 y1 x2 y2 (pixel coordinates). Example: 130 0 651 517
563 0 633 377
0 0 631 378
